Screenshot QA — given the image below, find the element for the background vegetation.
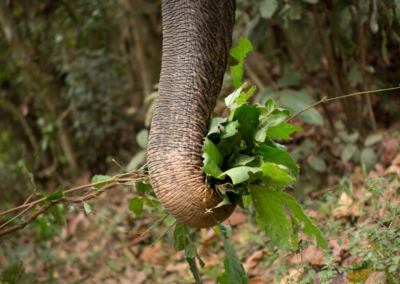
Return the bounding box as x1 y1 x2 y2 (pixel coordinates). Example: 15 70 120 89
1 0 400 283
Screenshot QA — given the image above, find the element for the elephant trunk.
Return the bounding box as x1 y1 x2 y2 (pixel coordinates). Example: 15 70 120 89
147 0 236 228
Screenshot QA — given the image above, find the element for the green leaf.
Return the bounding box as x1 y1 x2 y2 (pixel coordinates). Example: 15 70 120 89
225 85 245 109
361 148 376 173
135 181 153 194
136 129 149 148
196 251 205 268
216 235 248 284
226 184 250 196
255 145 299 177
342 144 357 162
216 269 229 284
91 175 114 189
278 192 328 250
0 261 25 284
243 195 252 208
174 223 196 258
207 117 227 136
21 162 36 193
232 155 255 167
231 65 244 89
308 157 327 173
47 186 63 201
164 215 176 226
261 163 295 187
279 89 324 125
260 0 278 19
235 86 257 106
348 66 362 86
230 38 253 62
218 133 242 158
201 137 224 178
246 157 264 168
48 204 67 226
264 99 276 114
128 197 145 217
249 185 291 249
222 120 241 139
255 128 267 142
217 223 233 238
218 166 262 185
277 72 301 88
337 238 342 247
82 201 92 215
233 104 259 150
266 122 302 139
186 257 203 284
301 0 318 3
333 204 346 209
364 133 383 147
263 138 287 151
215 193 231 208
259 108 291 128
185 236 196 258
174 222 189 251
291 215 299 250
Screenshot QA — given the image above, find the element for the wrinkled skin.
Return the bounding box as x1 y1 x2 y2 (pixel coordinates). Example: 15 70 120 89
147 0 236 228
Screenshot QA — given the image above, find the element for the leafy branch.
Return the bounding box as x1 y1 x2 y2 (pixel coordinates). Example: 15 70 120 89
0 170 148 238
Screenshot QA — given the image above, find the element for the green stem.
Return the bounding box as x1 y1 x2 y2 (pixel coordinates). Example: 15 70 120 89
286 86 400 123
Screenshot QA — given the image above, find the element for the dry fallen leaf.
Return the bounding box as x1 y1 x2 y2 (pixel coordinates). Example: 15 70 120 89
381 138 398 166
248 277 265 284
332 192 360 217
243 249 266 272
364 271 388 284
279 268 303 284
392 153 400 165
386 165 400 176
374 164 386 176
346 269 375 283
140 246 167 266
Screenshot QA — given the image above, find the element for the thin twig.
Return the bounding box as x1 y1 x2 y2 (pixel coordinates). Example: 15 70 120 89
0 175 147 218
0 183 118 237
0 205 33 230
286 86 400 123
150 220 177 247
23 193 34 205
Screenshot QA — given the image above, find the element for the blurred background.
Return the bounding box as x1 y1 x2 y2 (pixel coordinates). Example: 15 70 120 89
1 0 400 283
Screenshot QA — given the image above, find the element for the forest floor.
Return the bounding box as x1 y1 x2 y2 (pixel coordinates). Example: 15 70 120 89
1 107 400 284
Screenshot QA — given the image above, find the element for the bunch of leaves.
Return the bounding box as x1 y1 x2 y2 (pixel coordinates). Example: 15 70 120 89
201 37 328 253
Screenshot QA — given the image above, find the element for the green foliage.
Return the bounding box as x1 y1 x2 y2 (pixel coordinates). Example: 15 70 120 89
91 175 114 189
201 38 327 258
0 261 25 284
174 223 203 284
229 38 253 89
46 186 63 201
128 196 160 218
215 224 248 284
320 177 400 283
37 191 67 226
